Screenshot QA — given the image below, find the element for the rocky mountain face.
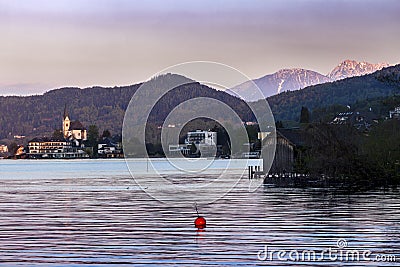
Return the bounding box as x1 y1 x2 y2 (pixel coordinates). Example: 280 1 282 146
230 60 391 101
230 68 330 102
327 60 390 81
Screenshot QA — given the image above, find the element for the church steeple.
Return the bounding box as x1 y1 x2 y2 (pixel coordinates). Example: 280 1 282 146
63 103 69 119
62 104 70 138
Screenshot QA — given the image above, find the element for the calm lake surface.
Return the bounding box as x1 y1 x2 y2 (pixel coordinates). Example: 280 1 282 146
0 159 399 266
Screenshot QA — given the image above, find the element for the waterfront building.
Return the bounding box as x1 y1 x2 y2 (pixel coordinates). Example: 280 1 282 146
98 138 123 158
186 130 217 157
14 145 26 159
27 106 91 159
168 130 218 157
185 130 216 145
0 145 8 153
27 137 89 159
260 130 296 175
168 144 191 156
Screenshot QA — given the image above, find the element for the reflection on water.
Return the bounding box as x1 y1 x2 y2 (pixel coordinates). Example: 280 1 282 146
0 160 399 266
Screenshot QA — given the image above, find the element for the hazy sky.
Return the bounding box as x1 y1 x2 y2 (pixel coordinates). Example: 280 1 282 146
1 0 399 95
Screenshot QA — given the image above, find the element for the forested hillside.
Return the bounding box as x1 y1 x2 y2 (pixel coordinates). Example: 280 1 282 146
0 85 138 140
0 74 254 141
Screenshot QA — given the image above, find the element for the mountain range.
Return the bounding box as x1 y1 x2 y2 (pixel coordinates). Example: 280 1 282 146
0 63 399 145
263 64 400 122
231 60 391 101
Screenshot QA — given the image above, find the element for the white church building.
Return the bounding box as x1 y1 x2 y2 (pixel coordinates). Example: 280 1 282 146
63 106 87 142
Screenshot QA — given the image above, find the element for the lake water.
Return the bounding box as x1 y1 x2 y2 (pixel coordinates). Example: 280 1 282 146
0 159 399 266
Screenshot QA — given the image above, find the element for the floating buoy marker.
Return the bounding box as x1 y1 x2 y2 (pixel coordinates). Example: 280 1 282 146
194 203 206 229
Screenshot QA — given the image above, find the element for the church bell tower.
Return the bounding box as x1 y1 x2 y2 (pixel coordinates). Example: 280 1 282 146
62 104 70 138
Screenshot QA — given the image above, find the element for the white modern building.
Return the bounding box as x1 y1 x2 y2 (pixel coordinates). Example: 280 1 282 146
168 130 218 157
185 130 217 145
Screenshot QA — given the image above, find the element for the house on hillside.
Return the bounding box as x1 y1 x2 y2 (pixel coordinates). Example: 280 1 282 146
389 107 400 119
330 110 377 131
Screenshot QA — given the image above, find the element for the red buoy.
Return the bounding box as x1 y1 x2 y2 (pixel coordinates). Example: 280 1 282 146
194 216 206 229
194 203 206 229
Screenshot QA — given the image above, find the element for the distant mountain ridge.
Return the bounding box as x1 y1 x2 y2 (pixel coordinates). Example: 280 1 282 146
231 59 392 101
260 64 400 122
230 68 330 101
327 59 390 80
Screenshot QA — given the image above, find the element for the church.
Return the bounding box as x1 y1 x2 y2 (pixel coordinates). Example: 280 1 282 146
62 105 87 142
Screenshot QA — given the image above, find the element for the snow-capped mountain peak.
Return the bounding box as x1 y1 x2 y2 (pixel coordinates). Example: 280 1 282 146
230 68 330 101
328 60 390 80
229 60 392 101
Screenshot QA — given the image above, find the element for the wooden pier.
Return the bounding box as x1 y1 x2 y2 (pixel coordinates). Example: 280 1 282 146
248 165 263 179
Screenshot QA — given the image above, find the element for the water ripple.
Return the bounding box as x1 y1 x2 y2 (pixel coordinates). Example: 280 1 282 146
0 160 399 266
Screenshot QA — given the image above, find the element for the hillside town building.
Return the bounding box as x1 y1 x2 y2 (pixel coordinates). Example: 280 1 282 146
330 110 377 131
389 107 400 119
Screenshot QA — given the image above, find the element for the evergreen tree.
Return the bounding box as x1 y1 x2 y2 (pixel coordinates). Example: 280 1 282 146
275 120 284 128
52 129 64 140
300 106 310 123
8 142 19 155
101 129 111 139
87 125 99 157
